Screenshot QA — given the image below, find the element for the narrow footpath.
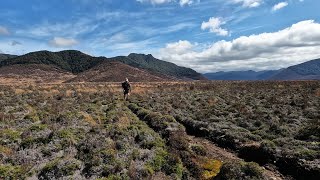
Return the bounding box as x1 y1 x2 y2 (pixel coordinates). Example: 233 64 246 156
126 102 286 180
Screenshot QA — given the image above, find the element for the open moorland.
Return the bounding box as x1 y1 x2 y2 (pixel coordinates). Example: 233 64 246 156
0 81 319 180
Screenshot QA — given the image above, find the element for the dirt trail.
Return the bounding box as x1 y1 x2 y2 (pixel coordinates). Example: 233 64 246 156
126 102 287 180
189 136 286 180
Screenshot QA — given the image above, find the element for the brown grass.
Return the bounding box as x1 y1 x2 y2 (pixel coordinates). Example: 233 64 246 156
0 145 13 156
80 111 97 126
316 88 320 96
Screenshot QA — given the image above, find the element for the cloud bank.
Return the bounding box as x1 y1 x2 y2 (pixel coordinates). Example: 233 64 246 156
49 37 79 47
158 20 320 72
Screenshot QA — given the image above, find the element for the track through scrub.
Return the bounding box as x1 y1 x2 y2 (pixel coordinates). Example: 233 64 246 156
127 103 285 180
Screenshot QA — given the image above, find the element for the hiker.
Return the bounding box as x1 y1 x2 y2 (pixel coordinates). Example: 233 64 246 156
122 78 131 101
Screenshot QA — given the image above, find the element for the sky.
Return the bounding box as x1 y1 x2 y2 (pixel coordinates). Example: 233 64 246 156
0 0 320 72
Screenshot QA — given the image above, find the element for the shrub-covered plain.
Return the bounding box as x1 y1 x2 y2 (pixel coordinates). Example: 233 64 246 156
0 81 319 179
129 81 320 179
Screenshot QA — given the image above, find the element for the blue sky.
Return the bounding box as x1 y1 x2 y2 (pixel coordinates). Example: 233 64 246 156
0 0 320 72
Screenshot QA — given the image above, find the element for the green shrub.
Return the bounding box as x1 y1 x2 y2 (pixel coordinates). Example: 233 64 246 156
218 161 264 180
0 164 25 179
0 129 21 144
29 124 47 131
38 158 81 179
191 144 207 156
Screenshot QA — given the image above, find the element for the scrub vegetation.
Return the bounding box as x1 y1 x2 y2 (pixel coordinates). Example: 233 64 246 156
0 81 319 179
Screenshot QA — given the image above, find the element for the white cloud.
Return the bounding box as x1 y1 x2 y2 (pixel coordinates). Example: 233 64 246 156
49 37 79 47
136 0 195 6
272 2 288 11
16 19 98 39
161 40 195 55
158 20 320 72
136 0 172 5
179 0 193 6
231 0 263 8
0 26 10 35
201 17 229 36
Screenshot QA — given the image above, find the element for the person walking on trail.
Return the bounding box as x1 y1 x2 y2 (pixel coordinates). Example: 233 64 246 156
122 78 131 101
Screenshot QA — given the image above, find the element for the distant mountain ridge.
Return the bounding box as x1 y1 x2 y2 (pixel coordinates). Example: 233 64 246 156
203 70 280 80
2 50 319 82
0 50 206 83
270 58 320 80
204 58 320 80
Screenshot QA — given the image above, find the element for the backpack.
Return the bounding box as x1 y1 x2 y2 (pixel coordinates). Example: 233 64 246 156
122 82 130 90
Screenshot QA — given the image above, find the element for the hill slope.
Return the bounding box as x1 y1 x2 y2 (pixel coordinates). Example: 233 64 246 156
0 50 205 82
111 53 206 80
0 64 75 84
204 70 280 80
68 61 176 82
270 59 320 80
0 53 17 61
0 50 104 74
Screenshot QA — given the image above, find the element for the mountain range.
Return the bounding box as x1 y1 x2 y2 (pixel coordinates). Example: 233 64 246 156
204 58 320 80
269 59 320 80
0 50 205 83
203 70 281 80
0 50 319 83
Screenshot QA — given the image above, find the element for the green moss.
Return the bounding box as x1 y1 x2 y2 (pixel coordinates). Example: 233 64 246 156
201 159 223 179
0 164 25 179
